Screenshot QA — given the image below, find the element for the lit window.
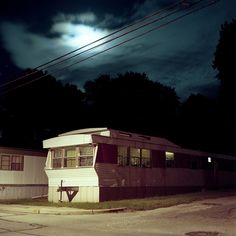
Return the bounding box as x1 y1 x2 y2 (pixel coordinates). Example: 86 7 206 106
118 146 128 166
166 152 174 160
165 151 175 167
79 146 94 166
130 147 141 167
52 146 94 169
64 148 77 168
141 149 151 167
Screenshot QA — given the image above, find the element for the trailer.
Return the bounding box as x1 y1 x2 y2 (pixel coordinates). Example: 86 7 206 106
0 147 48 200
43 128 236 202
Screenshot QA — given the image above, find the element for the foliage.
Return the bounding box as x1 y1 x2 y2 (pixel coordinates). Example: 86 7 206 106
213 19 236 82
83 72 179 138
0 69 85 148
212 19 236 155
178 94 217 152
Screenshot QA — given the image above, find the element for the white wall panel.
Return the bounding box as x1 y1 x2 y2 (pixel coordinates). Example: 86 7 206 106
45 168 99 187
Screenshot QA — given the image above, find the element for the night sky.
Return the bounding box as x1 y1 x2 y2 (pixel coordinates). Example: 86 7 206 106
0 0 235 100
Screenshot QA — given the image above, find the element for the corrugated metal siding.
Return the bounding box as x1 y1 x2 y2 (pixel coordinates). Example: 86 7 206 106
99 186 202 201
0 186 48 200
48 186 99 203
45 168 99 187
96 162 236 201
0 155 47 185
95 163 207 188
151 150 165 167
0 154 48 200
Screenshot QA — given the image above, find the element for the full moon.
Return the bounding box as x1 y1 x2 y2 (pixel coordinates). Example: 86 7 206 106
59 24 109 51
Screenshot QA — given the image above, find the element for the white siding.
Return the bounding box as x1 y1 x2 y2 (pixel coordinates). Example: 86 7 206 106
46 168 99 203
0 155 48 200
45 168 98 187
0 186 48 200
0 155 47 185
48 186 99 203
43 134 92 148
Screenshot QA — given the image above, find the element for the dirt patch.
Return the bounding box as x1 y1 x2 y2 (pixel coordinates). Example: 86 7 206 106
185 231 219 236
202 203 222 206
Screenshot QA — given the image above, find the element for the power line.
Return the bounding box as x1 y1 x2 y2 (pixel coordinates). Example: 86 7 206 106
2 0 219 94
0 0 182 89
51 0 220 72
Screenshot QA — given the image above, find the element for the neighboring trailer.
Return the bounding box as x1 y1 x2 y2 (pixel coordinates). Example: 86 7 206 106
43 128 236 203
0 147 48 200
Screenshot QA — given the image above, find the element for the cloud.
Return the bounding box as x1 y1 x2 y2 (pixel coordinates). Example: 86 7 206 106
0 22 61 69
0 19 109 71
0 0 235 100
53 12 97 24
50 22 109 49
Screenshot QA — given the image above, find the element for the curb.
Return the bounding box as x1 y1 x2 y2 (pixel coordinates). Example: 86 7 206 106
32 207 128 215
0 204 127 215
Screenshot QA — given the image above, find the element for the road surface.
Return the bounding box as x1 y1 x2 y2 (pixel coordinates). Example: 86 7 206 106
0 195 235 236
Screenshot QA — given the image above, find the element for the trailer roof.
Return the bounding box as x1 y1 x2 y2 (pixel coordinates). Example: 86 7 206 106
59 127 108 136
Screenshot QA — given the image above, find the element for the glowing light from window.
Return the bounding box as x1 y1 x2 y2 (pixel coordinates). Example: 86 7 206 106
165 151 174 160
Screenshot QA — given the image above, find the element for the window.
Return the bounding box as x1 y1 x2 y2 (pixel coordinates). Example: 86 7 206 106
64 148 77 168
141 149 151 167
52 149 63 168
0 154 24 171
117 146 151 168
130 147 141 167
165 151 175 168
79 146 94 166
11 155 24 170
0 155 11 170
118 146 128 166
51 145 94 169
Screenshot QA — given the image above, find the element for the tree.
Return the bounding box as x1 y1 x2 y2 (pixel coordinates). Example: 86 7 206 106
212 19 236 155
0 69 85 148
178 94 217 152
84 72 180 139
213 19 236 83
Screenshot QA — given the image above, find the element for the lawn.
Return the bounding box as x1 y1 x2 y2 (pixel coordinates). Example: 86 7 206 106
0 189 235 211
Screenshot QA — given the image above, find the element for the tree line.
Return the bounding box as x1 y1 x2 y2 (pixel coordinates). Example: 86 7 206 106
0 19 235 155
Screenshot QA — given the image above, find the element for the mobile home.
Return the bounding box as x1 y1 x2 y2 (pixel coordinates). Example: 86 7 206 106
0 147 48 200
43 128 236 202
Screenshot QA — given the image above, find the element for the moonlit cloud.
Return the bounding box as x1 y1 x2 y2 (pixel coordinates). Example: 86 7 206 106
0 22 62 69
50 22 109 48
0 18 109 71
0 0 235 100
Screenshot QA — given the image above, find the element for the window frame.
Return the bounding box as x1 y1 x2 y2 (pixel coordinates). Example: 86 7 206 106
117 146 151 168
51 145 95 169
117 146 129 166
0 154 24 171
165 151 175 168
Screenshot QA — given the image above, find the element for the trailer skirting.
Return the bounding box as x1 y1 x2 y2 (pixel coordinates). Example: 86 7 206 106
0 184 48 200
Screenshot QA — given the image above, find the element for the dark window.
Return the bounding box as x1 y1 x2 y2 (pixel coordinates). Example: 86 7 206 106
0 154 24 171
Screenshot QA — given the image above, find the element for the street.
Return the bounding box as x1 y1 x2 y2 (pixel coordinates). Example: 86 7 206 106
0 195 235 236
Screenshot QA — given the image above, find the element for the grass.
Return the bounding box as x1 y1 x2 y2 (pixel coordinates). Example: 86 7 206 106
0 189 235 211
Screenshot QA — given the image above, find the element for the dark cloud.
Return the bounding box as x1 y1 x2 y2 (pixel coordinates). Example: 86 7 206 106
0 0 235 100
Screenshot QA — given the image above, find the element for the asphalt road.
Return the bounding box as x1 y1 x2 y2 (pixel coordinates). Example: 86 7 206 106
0 195 235 236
